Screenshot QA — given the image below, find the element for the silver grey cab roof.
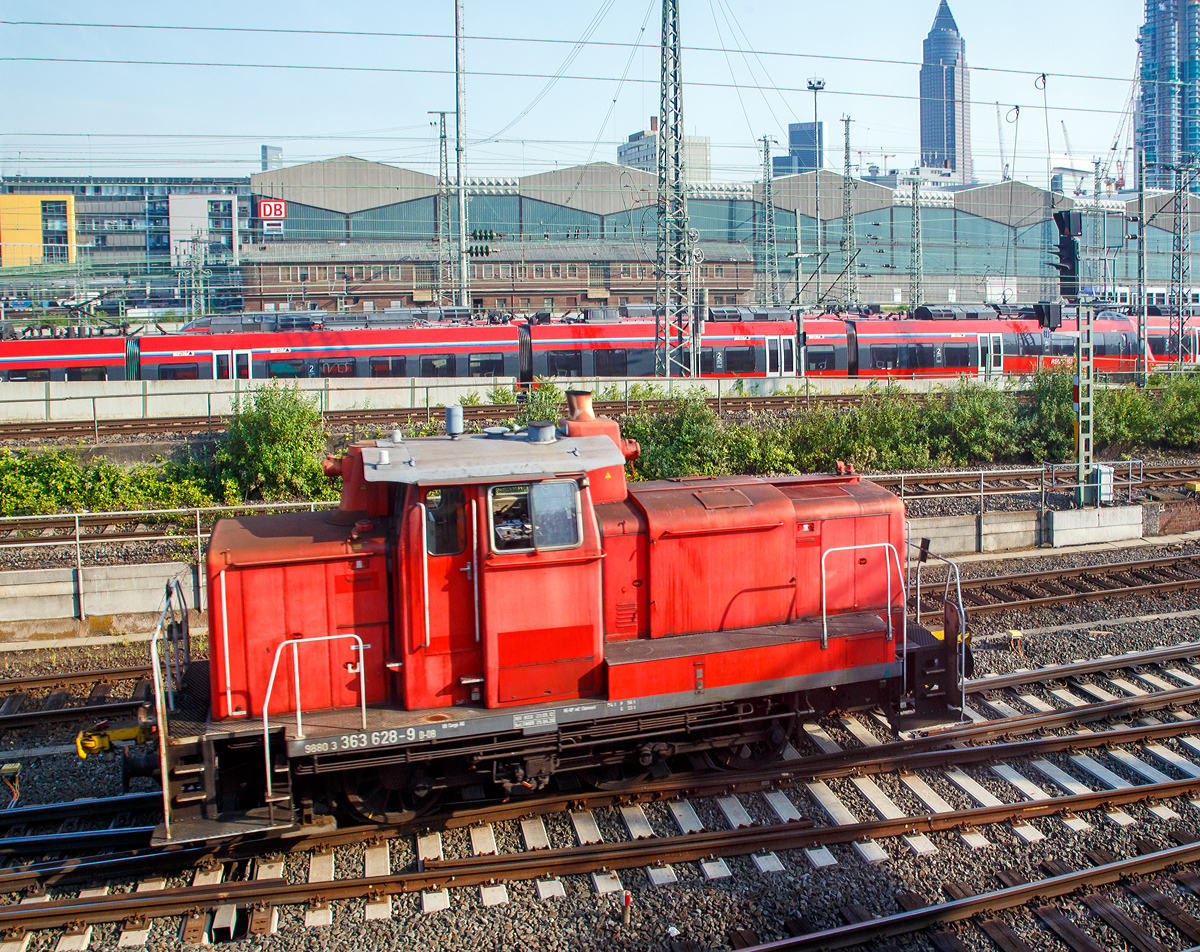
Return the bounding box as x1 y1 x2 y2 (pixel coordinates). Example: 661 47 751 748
359 432 625 485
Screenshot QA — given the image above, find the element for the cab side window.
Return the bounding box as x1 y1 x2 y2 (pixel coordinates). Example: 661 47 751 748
490 481 581 552
424 487 466 556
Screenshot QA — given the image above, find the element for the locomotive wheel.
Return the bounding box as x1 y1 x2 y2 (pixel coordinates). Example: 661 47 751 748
341 765 438 825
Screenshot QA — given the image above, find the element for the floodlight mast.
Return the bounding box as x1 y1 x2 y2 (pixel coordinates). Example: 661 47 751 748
808 77 825 307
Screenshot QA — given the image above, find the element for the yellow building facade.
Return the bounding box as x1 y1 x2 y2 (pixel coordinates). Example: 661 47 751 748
0 195 75 267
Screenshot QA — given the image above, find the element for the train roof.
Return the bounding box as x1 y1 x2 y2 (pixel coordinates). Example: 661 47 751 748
358 431 625 485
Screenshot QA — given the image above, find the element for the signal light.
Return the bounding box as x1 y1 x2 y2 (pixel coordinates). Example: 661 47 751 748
1034 302 1062 330
1050 211 1080 302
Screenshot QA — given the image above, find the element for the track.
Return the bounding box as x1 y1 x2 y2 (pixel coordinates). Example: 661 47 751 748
913 551 1200 621
2 385 1109 444
0 666 152 730
0 392 874 442
875 461 1200 499
7 644 1200 946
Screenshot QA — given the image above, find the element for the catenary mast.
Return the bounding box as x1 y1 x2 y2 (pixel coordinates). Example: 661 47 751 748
655 0 694 376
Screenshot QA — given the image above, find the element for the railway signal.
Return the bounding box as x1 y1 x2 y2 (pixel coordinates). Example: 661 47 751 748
468 229 502 258
1050 210 1082 302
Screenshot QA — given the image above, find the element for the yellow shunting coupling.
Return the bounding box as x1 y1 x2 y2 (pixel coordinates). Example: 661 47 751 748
76 723 155 760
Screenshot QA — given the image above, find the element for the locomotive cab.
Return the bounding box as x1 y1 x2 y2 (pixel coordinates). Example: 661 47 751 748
146 391 964 845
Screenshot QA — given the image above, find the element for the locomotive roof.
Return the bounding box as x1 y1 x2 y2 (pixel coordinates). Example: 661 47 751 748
358 432 625 485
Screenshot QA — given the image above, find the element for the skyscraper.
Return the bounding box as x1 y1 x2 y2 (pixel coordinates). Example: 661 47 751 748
772 122 824 177
919 1 972 184
1138 0 1200 190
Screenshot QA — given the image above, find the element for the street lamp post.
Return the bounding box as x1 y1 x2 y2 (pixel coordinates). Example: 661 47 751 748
808 77 825 309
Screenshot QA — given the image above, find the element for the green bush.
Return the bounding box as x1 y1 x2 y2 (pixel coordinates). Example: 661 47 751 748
925 379 1018 466
211 382 335 503
1016 368 1075 462
620 393 725 480
1160 373 1200 450
0 449 213 517
515 378 565 426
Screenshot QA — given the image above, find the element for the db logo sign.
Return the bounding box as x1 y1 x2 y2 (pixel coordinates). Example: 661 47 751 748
259 200 287 220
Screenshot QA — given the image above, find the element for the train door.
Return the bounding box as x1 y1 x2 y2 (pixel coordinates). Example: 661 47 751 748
213 350 253 380
765 336 796 377
982 333 1003 379
845 321 859 377
418 485 483 707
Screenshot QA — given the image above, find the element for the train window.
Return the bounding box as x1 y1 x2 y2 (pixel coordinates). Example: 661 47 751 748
901 344 936 369
943 344 975 368
490 480 581 553
593 349 628 377
468 353 505 377
65 367 108 382
369 356 408 377
424 487 466 556
782 338 794 373
545 351 582 377
806 346 834 371
159 364 200 381
725 347 756 373
319 358 356 378
870 345 898 369
420 354 457 377
1015 333 1041 357
768 339 780 373
1049 335 1076 357
215 354 230 380
1148 336 1175 357
267 359 305 378
7 368 49 382
699 348 717 375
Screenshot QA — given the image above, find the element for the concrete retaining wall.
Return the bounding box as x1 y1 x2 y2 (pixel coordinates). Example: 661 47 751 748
0 561 204 625
909 511 1044 558
911 505 1145 557
1046 506 1143 547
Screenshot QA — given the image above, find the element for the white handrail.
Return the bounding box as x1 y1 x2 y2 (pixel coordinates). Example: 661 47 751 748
262 633 368 801
148 578 188 842
819 542 905 654
909 541 969 717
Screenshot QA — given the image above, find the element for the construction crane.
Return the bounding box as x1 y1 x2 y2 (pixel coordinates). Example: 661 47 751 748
1102 69 1138 192
1060 121 1086 196
996 103 1010 181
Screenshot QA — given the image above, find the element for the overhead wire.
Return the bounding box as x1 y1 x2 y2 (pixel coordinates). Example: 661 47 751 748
0 57 1134 121
475 0 617 145
0 19 1151 86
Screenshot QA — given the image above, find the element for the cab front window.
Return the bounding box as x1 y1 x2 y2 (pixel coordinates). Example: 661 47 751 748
489 480 581 552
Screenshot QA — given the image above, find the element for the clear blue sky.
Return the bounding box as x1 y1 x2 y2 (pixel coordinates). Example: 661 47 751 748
0 1 1142 187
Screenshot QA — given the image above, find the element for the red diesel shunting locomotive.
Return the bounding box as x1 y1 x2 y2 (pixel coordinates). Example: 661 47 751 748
117 391 962 844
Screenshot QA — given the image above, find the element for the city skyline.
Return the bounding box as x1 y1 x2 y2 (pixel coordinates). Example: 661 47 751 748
0 1 1143 188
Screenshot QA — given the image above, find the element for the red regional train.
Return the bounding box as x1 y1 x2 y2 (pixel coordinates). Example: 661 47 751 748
79 391 964 844
4 304 1195 384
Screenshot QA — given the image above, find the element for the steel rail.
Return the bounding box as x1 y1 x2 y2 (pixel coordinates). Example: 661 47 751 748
912 553 1200 620
4 779 1199 932
6 696 1200 893
963 640 1200 693
0 665 150 692
740 840 1200 951
0 792 159 829
0 699 144 730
